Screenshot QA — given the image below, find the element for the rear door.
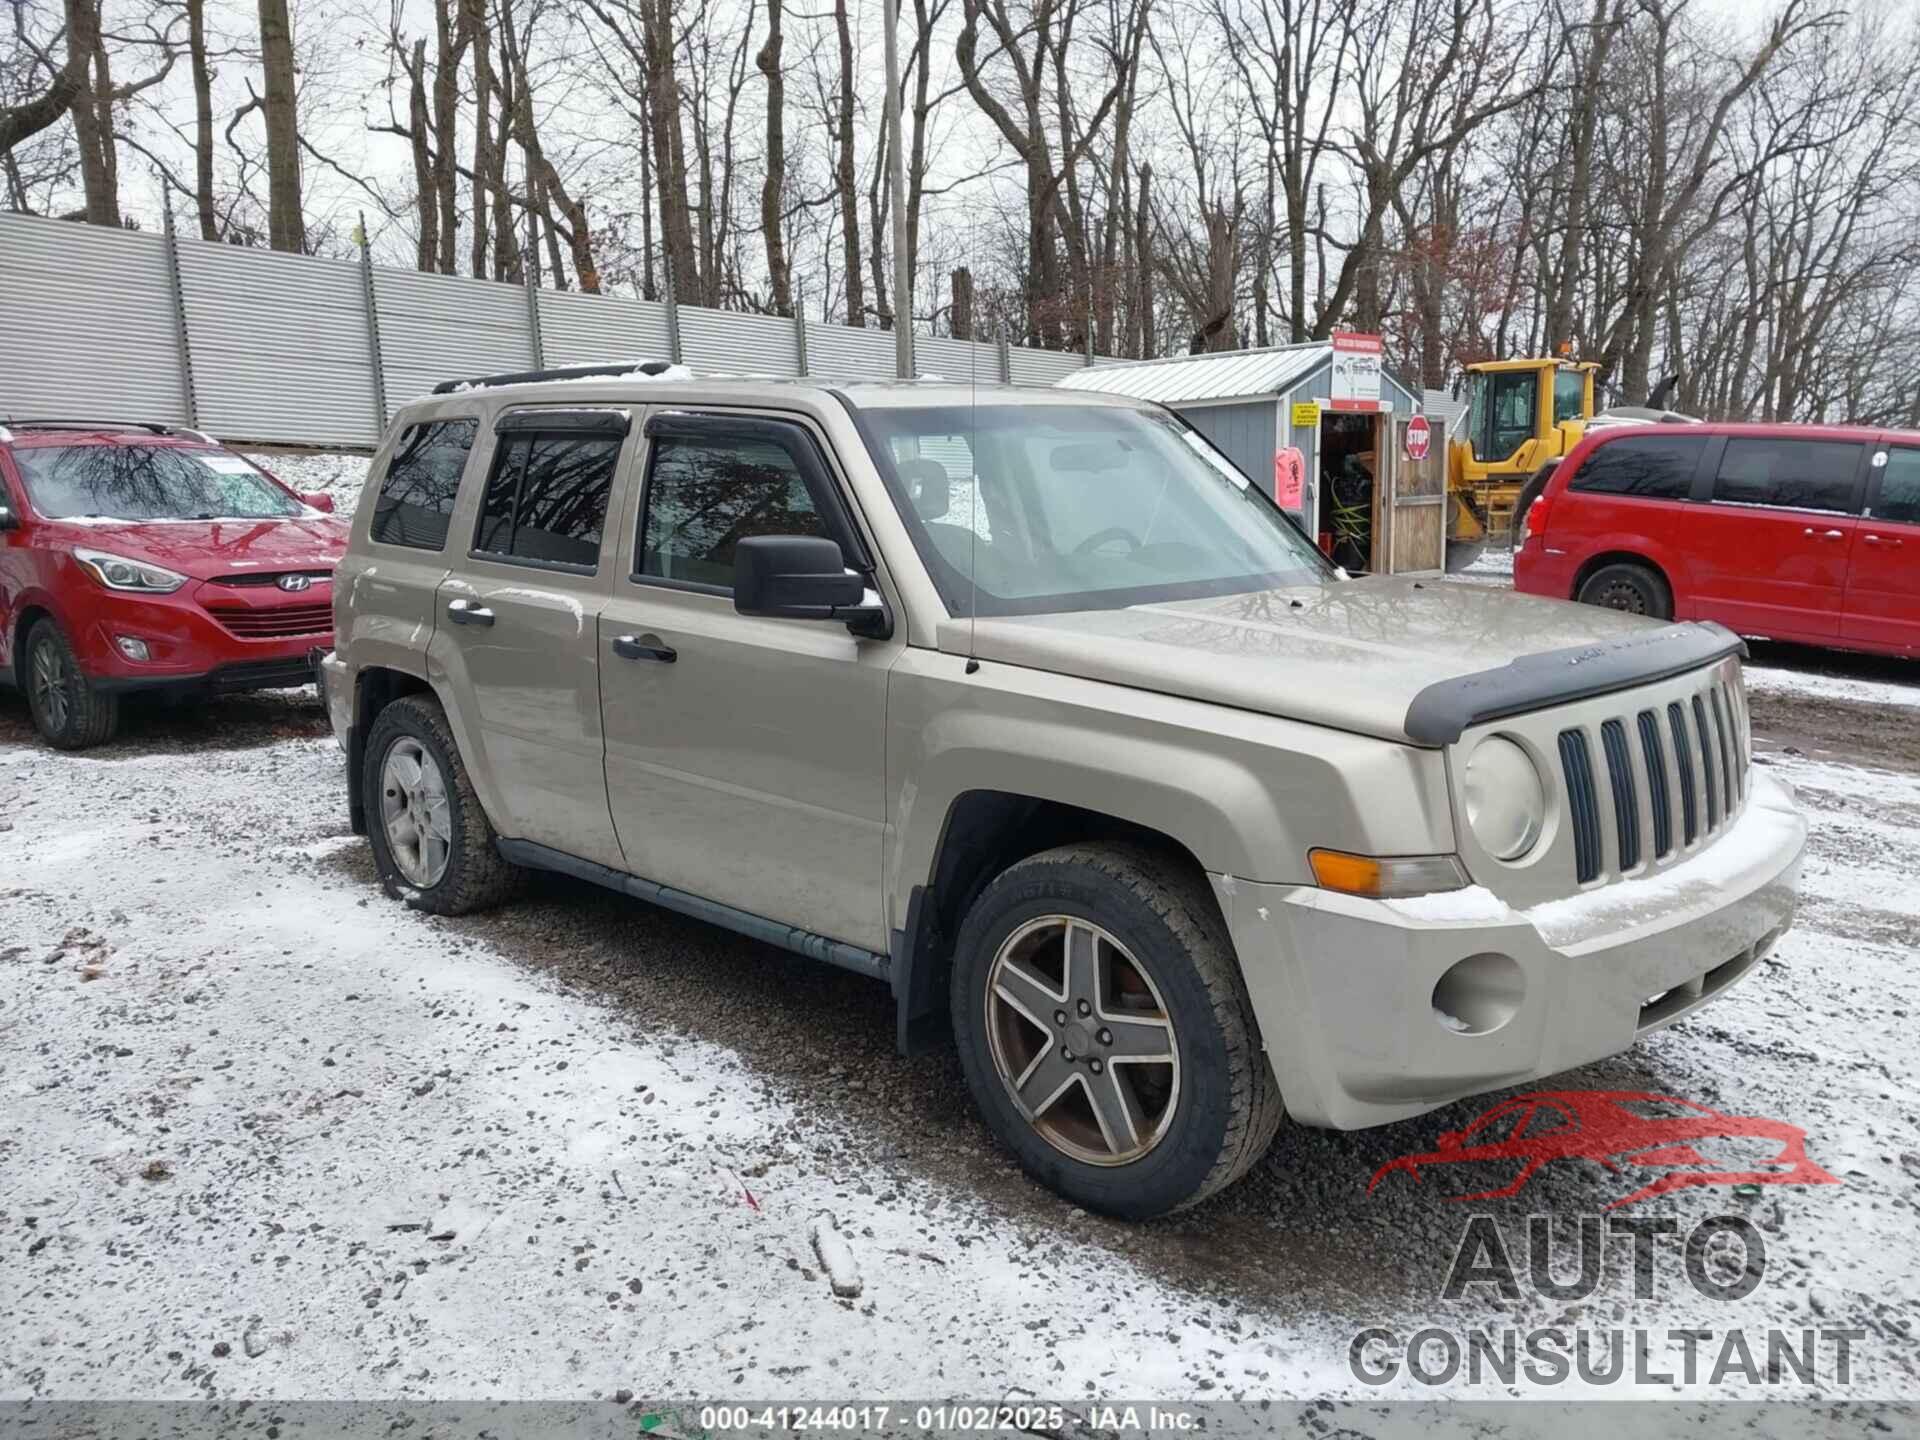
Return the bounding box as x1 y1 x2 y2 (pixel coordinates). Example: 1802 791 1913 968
432 406 633 868
340 410 480 682
1687 434 1868 641
1550 432 1707 600
1842 442 1920 655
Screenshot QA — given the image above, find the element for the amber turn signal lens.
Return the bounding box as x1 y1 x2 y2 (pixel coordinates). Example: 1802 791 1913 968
1308 849 1469 899
1309 850 1383 895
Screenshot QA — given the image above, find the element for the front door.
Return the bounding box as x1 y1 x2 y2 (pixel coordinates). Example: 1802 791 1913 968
1842 443 1920 655
598 409 897 952
1386 415 1446 574
1687 434 1867 641
430 407 633 868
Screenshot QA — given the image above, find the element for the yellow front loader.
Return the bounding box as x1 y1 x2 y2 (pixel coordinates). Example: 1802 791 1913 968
1445 359 1599 571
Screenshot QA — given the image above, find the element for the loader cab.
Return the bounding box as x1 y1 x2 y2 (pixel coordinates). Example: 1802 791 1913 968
1448 360 1599 553
1462 360 1596 467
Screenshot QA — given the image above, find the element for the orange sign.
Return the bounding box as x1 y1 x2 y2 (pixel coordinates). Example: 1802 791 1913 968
1274 447 1306 510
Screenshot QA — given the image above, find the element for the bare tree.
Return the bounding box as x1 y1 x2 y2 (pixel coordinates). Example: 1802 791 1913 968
257 0 304 250
756 0 792 314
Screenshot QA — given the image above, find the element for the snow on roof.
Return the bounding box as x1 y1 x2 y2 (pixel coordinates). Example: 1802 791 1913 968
1056 343 1333 404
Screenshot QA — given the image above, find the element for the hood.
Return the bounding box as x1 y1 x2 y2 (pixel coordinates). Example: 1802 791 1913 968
44 514 349 582
938 576 1714 745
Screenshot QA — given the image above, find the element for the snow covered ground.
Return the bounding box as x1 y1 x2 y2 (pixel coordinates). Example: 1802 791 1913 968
2 467 1917 1419
3 685 1917 1414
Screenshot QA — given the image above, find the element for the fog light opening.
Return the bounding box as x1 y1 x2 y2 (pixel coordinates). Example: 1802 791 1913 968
114 635 151 662
1431 953 1525 1037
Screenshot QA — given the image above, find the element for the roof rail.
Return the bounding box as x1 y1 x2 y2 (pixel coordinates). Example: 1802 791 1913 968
432 360 682 395
0 417 221 440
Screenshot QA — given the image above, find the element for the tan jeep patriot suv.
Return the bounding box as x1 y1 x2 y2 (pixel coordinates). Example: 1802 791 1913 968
322 363 1806 1218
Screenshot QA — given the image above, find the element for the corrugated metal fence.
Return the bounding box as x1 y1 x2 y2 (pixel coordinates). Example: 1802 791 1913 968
0 211 1121 449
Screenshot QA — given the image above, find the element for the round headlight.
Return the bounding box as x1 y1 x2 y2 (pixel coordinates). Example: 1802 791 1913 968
1463 736 1546 861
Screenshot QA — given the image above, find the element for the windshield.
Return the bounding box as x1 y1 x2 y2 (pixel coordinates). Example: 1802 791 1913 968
14 444 302 521
855 404 1329 616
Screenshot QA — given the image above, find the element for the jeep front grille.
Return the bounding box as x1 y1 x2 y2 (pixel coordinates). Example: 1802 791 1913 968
1556 676 1748 885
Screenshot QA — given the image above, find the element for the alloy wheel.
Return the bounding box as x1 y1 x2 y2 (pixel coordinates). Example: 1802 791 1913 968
984 915 1180 1167
379 737 453 887
31 640 69 733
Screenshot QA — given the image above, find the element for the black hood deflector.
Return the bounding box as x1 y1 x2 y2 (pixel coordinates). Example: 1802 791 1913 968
1403 622 1747 746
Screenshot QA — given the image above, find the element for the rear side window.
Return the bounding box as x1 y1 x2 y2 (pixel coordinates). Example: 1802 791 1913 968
473 432 622 572
1872 447 1920 524
1713 437 1861 514
1568 435 1705 500
370 418 477 550
638 434 831 589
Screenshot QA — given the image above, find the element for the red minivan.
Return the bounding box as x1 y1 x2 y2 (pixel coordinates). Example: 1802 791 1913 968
1514 423 1920 659
0 420 350 748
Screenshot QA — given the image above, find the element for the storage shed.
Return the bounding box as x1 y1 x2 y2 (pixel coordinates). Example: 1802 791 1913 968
1057 340 1443 574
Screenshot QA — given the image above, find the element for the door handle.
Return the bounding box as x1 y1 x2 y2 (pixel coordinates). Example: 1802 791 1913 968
612 633 676 663
446 598 494 626
1863 533 1904 547
1802 528 1846 539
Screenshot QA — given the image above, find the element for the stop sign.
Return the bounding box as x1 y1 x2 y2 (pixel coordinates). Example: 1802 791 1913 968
1405 414 1432 462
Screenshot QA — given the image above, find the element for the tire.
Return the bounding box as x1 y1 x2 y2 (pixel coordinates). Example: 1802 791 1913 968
23 618 119 750
949 842 1284 1219
1577 561 1672 620
362 693 520 915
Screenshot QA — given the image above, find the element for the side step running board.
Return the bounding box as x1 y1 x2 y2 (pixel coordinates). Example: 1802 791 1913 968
494 838 891 983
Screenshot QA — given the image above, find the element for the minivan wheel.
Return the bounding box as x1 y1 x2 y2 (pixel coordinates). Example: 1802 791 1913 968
24 619 119 750
950 842 1283 1219
362 694 519 914
1577 561 1672 620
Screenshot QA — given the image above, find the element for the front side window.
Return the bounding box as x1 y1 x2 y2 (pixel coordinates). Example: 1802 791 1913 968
1713 438 1862 514
1569 435 1705 500
1872 448 1920 524
1472 371 1539 463
14 444 303 522
1553 371 1585 425
472 432 621 571
638 432 831 589
370 418 477 550
855 403 1328 616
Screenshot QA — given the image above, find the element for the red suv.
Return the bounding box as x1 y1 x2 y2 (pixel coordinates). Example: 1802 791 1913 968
1514 423 1920 659
0 420 350 748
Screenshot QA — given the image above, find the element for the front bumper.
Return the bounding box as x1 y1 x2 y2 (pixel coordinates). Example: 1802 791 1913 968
71 582 333 689
92 655 322 698
1212 770 1806 1130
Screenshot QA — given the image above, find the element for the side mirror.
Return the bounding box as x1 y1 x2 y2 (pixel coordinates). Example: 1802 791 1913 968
301 491 336 514
734 535 888 637
0 503 18 532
